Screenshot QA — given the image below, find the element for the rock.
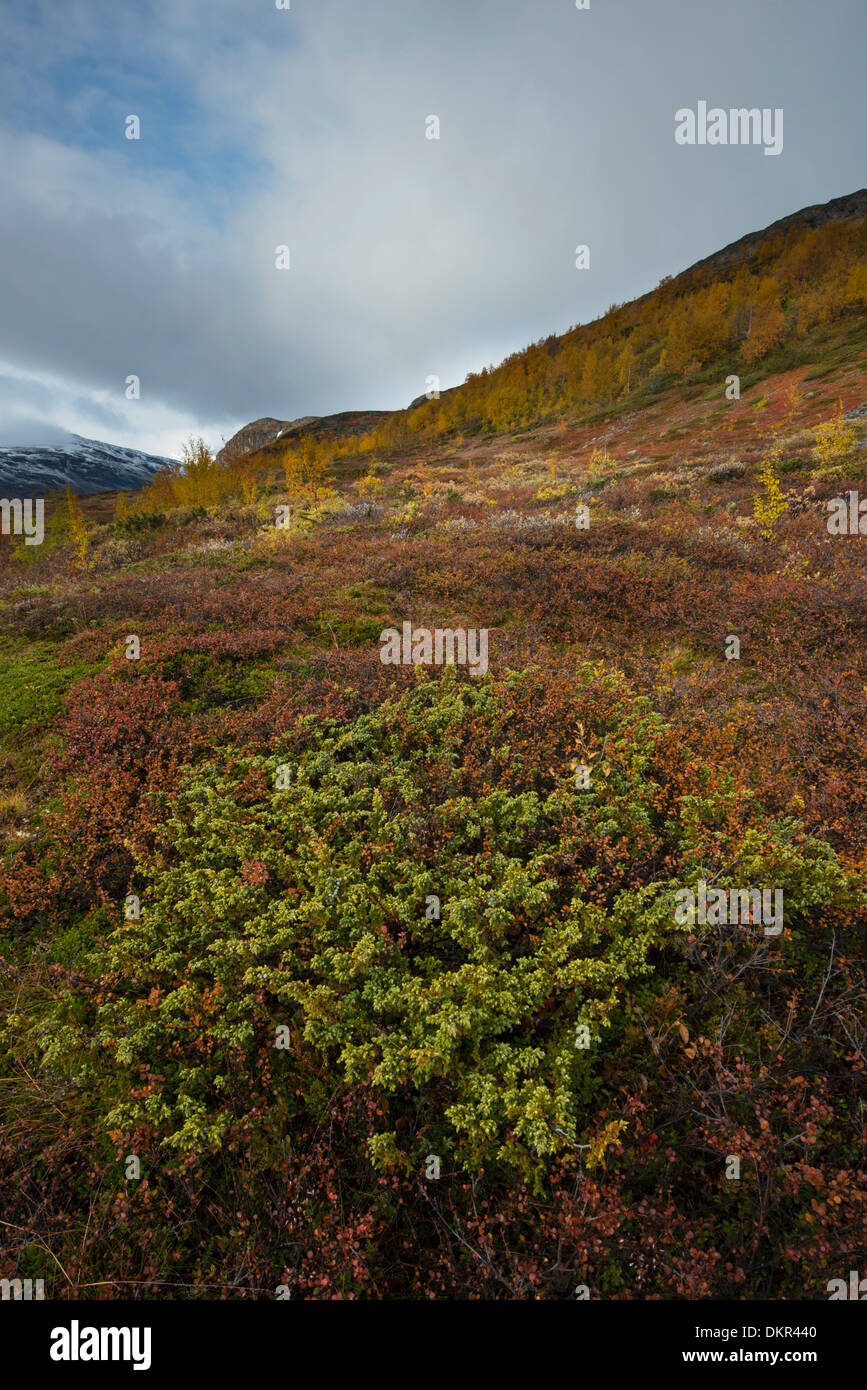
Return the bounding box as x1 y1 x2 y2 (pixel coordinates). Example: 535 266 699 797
216 409 394 464
217 417 297 463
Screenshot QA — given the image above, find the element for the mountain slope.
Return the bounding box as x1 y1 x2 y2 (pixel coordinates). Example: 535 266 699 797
220 187 867 466
682 186 867 280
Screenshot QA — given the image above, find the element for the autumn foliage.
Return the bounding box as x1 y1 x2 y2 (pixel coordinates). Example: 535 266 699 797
0 208 865 1301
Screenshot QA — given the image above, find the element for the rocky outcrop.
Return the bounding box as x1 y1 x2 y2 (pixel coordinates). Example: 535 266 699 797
217 410 395 464
216 417 312 463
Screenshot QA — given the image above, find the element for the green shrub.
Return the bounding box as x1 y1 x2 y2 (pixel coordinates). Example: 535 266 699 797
111 511 166 536
32 669 853 1183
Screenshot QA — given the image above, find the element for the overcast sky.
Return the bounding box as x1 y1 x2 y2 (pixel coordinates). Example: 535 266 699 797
0 0 864 457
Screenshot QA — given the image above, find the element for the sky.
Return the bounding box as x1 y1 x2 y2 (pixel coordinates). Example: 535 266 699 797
0 0 864 459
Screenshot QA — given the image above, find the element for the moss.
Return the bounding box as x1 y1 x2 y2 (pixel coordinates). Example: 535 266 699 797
0 643 103 742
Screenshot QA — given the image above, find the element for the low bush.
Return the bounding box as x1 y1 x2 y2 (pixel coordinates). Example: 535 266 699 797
31 669 854 1187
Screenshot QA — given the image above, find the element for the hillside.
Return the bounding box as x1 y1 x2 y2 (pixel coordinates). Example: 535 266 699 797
0 191 865 1303
219 187 867 471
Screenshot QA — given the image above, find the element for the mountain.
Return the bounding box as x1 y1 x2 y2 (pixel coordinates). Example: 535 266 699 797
219 187 867 464
216 410 394 465
680 187 867 280
0 434 175 498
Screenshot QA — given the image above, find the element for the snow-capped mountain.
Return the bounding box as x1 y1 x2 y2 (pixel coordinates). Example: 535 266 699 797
0 434 176 497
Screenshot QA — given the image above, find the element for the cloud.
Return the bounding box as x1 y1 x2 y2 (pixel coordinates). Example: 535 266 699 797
0 362 201 457
0 0 864 452
0 418 74 448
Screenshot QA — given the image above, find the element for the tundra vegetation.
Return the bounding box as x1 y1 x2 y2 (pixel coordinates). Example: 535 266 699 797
0 210 865 1299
